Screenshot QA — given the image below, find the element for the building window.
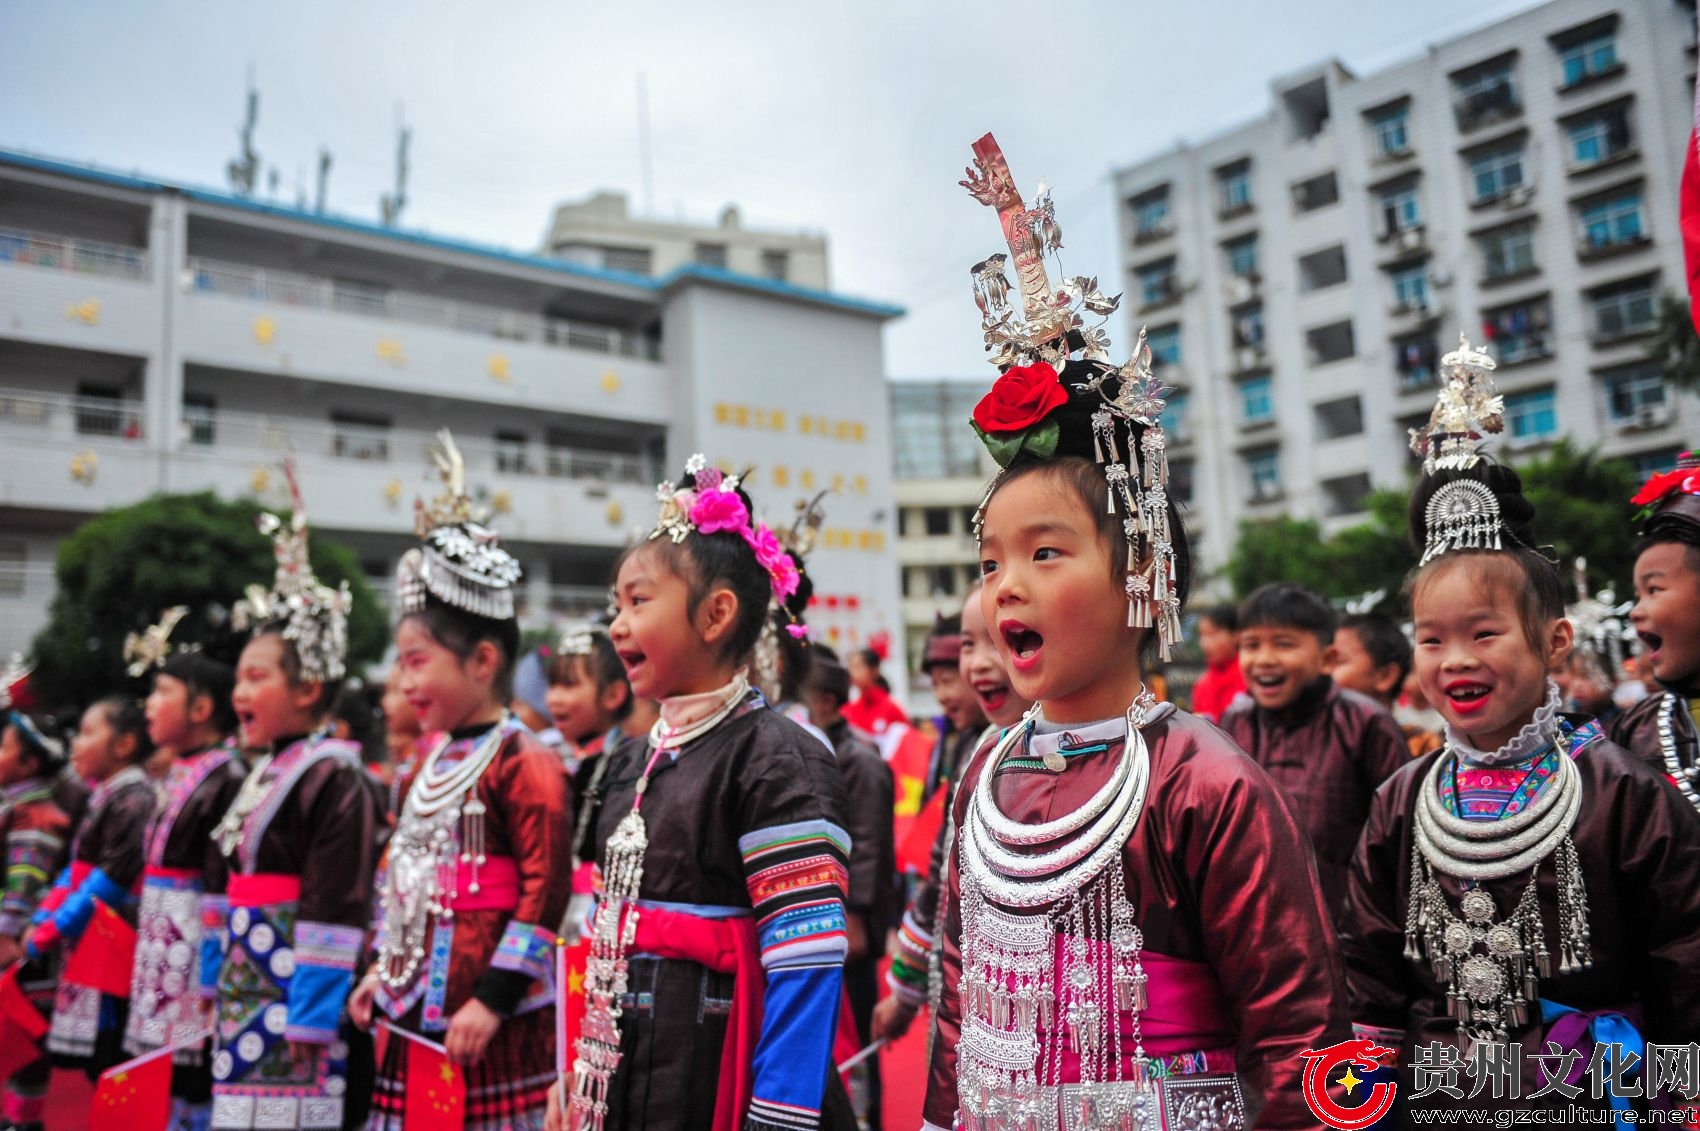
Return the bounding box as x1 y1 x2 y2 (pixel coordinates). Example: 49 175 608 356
1589 276 1658 340
1239 375 1274 425
1578 189 1646 254
1162 392 1189 444
1567 105 1633 170
923 507 951 537
693 243 728 270
1379 183 1422 237
0 542 23 598
1369 104 1411 159
495 430 530 474
1601 363 1667 423
1129 186 1171 240
1467 143 1527 204
331 412 392 461
929 565 958 597
1217 161 1253 214
1231 306 1265 351
1478 222 1537 281
1297 245 1348 292
1306 320 1356 365
183 393 216 446
1631 447 1683 479
960 507 979 534
1292 171 1340 213
74 384 129 438
1136 258 1177 307
1482 298 1552 364
1505 388 1558 441
1321 473 1372 518
1244 448 1281 501
1147 324 1181 369
1454 56 1521 131
1314 396 1364 440
761 250 789 281
602 246 653 275
1394 334 1440 391
1170 459 1195 507
1224 234 1259 279
1389 263 1430 311
1559 30 1618 89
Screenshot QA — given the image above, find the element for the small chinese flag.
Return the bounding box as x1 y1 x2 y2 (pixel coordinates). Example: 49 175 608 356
404 1033 466 1131
91 1045 172 1130
64 900 140 998
0 968 47 1081
561 937 590 1053
896 787 947 876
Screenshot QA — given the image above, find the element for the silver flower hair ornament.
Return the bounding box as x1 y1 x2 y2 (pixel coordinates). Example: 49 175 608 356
232 460 352 683
124 605 189 678
395 429 523 622
963 132 1181 658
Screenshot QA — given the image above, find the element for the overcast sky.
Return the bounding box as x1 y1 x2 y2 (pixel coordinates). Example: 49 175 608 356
2 0 1543 380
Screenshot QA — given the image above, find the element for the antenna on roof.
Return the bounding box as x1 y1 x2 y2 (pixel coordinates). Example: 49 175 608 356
227 65 261 197
315 148 332 214
380 107 411 227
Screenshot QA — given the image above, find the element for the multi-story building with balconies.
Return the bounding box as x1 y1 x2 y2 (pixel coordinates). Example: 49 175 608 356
0 150 904 670
1112 0 1696 588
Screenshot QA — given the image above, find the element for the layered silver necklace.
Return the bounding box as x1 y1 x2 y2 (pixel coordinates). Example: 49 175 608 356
375 716 510 994
956 694 1156 1131
1405 724 1592 1043
1657 694 1700 812
571 675 749 1131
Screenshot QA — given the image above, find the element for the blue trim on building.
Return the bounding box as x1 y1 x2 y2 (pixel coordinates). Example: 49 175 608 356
0 149 904 320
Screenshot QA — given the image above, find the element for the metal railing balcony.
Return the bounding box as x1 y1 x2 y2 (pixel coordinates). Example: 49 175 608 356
0 226 150 281
183 257 660 360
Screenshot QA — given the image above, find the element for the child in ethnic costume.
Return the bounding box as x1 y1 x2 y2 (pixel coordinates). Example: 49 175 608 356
549 453 854 1131
925 134 1346 1131
1613 454 1700 810
124 611 249 1130
1343 339 1700 1121
349 432 572 1131
31 695 155 1075
0 709 72 1131
209 469 380 1131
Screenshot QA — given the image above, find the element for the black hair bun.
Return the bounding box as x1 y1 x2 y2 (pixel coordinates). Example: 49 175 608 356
1003 358 1130 471
1407 458 1538 556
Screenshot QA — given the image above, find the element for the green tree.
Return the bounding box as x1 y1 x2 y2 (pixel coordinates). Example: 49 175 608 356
1647 290 1700 394
29 492 387 709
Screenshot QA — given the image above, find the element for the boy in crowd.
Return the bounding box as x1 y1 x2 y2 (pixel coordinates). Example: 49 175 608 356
1221 583 1410 929
1332 610 1440 757
1189 603 1246 723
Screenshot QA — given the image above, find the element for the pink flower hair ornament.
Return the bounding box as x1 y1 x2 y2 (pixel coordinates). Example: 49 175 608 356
648 453 807 612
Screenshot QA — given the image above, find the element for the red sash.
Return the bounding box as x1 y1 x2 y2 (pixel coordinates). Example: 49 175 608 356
226 872 301 908
444 856 519 913
630 907 762 1131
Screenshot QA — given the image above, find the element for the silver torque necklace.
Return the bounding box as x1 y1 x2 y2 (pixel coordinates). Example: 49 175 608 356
1658 693 1700 812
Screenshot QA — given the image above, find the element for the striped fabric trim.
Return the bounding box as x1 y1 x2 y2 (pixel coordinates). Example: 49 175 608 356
1 829 65 937
489 920 556 986
287 919 363 1044
738 819 851 864
294 919 364 970
748 1096 823 1130
759 901 848 969
885 907 934 1004
741 819 851 973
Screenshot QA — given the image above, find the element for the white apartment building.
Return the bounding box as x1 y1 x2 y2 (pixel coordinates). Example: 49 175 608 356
0 150 904 673
1112 0 1697 586
544 190 830 290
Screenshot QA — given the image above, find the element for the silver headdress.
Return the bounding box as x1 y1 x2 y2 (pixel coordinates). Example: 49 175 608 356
1410 333 1510 566
558 621 609 658
233 462 352 683
1567 558 1633 682
124 606 190 678
396 430 523 622
962 133 1182 658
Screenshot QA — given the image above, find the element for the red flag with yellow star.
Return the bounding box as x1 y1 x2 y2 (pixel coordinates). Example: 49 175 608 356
91 1044 172 1130
404 1030 466 1131
0 968 48 1081
561 937 590 1052
64 900 139 998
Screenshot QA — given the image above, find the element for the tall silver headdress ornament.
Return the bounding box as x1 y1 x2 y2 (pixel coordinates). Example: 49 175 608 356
962 133 1181 658
124 606 190 678
1411 333 1510 566
1567 557 1633 682
395 430 523 622
558 621 608 658
232 461 352 683
1344 589 1387 616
